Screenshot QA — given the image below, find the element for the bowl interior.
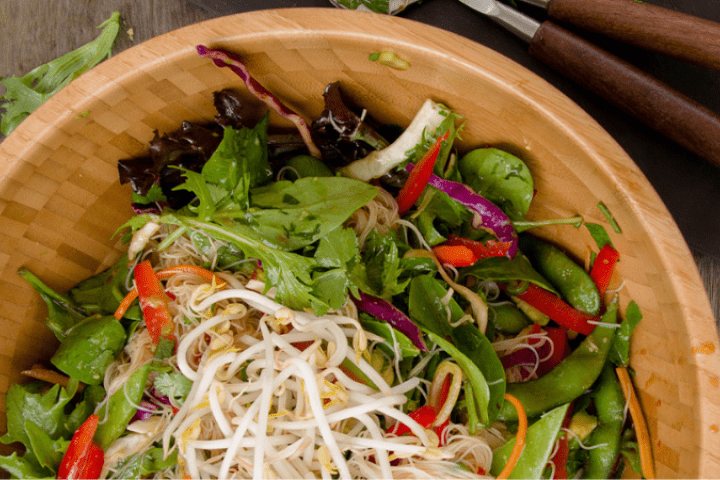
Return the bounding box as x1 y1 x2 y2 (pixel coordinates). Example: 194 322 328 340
0 8 718 478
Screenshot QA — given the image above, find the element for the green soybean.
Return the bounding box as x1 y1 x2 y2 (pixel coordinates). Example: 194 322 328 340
583 364 624 479
520 236 601 315
490 302 532 334
497 298 618 422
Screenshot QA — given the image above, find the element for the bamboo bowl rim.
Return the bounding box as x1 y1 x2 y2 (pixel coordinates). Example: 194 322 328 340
0 7 718 478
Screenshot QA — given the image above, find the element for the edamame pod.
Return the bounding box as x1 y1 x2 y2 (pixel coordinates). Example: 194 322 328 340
583 364 624 479
490 302 532 334
497 298 618 421
520 236 601 315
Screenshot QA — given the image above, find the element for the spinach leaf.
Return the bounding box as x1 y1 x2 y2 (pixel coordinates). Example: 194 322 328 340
50 315 127 385
459 148 534 221
408 274 458 337
585 222 615 250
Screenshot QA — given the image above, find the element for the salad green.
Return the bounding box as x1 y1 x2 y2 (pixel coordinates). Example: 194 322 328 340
1 46 651 480
0 12 121 136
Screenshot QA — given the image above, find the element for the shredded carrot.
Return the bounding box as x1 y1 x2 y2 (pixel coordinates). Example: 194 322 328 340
114 289 138 320
616 366 655 479
114 264 226 320
497 393 528 480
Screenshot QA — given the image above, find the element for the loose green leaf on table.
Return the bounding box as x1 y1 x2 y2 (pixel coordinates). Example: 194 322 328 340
0 12 121 136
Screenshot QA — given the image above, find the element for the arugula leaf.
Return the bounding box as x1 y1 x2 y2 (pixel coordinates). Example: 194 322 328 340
361 230 409 299
245 177 378 250
166 214 324 313
24 421 68 472
0 12 121 135
1 383 73 449
174 114 272 219
0 450 55 479
153 372 193 405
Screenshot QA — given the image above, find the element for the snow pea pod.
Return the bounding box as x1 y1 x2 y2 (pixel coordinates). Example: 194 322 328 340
519 236 601 315
93 364 151 450
583 363 624 479
490 403 570 478
497 298 618 422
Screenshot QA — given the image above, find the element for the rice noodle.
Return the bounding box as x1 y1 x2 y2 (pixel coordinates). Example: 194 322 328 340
101 227 497 479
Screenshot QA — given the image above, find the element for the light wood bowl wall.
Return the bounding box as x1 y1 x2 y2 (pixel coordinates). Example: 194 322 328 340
0 8 717 478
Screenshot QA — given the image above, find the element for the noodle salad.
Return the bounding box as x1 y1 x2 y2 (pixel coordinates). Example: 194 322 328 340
1 46 653 480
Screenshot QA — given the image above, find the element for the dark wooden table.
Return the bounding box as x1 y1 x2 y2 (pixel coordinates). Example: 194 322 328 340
1 0 718 325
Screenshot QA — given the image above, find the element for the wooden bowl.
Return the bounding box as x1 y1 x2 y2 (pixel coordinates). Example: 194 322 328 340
0 8 717 478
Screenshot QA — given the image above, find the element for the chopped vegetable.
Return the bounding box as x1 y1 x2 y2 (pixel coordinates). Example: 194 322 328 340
396 129 450 215
57 414 104 480
196 45 321 157
590 243 620 297
409 167 519 258
496 393 527 479
506 282 599 336
616 367 655 479
340 99 449 181
134 260 175 345
352 290 427 351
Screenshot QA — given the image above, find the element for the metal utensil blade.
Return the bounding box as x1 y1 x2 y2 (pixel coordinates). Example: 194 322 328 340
457 0 540 43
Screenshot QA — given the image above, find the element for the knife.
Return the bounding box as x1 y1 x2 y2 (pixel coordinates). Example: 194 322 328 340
458 0 720 169
516 0 720 71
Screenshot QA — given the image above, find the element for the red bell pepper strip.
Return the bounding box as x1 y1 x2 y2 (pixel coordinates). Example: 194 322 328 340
509 283 599 336
396 129 450 216
432 245 477 267
444 235 512 260
134 260 176 345
57 414 104 480
590 244 620 297
549 403 574 479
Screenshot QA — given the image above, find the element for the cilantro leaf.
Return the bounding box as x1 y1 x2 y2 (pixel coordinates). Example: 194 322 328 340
0 12 121 135
153 372 192 405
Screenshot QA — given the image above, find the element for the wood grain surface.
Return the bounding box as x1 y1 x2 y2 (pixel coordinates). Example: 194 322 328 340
1 0 716 323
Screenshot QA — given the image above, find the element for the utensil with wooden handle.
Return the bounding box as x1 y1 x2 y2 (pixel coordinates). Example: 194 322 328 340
518 0 720 71
457 0 720 169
